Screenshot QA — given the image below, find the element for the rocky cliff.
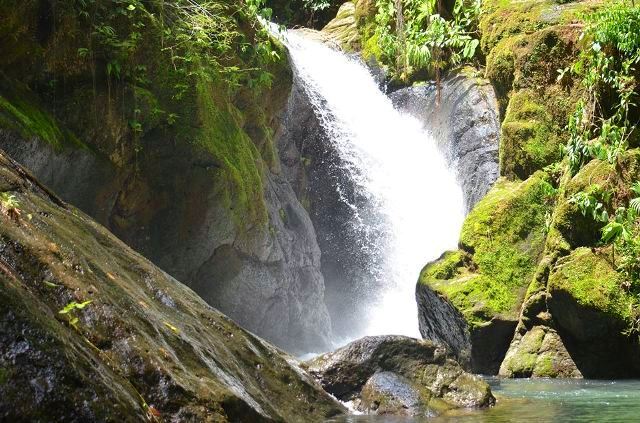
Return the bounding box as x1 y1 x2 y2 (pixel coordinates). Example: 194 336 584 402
0 0 332 354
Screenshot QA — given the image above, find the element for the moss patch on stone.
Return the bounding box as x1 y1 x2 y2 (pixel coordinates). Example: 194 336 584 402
479 0 598 55
0 78 85 151
500 89 565 179
195 79 268 228
460 173 553 292
420 173 555 328
549 247 634 322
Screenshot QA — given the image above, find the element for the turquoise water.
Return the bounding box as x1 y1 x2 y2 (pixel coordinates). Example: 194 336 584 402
331 378 640 422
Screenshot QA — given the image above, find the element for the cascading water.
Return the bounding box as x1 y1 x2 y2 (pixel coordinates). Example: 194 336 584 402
273 26 465 345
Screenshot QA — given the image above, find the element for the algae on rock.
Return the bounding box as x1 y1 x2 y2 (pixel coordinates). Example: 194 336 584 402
417 172 555 373
0 150 345 421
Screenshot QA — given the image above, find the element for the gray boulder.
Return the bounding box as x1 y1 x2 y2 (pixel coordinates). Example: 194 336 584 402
305 336 495 416
0 150 345 421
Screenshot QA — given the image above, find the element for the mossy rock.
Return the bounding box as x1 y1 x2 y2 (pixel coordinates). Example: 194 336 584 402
421 172 554 330
543 247 640 377
479 0 598 55
548 247 635 337
321 2 360 52
500 90 565 179
0 151 345 421
488 25 584 180
0 76 85 152
499 325 582 378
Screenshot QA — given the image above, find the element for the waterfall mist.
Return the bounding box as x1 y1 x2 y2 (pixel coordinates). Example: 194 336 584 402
274 26 465 347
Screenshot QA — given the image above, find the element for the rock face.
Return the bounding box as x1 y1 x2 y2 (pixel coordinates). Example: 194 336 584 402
0 1 333 354
0 150 345 421
390 68 500 212
305 336 494 417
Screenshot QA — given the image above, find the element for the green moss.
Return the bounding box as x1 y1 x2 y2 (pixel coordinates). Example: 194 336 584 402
485 36 520 114
421 251 465 280
549 247 634 322
195 79 267 228
429 274 515 328
500 326 545 376
460 173 553 289
0 366 9 385
361 29 383 63
0 78 85 151
534 355 555 377
500 90 563 180
421 173 554 328
479 0 597 55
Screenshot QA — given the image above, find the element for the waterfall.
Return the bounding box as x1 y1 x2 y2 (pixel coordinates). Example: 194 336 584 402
273 26 465 346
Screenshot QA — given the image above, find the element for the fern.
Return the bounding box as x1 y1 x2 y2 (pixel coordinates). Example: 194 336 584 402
630 197 640 214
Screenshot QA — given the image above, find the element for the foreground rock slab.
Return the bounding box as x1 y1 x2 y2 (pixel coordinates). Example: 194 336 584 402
0 150 344 421
305 335 494 417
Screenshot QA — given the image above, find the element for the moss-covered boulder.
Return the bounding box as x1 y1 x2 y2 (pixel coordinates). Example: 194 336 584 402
499 149 640 379
417 172 555 373
500 326 582 378
500 89 567 180
546 247 640 377
305 336 494 417
0 151 345 421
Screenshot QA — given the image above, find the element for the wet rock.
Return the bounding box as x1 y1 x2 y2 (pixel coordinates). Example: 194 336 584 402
0 150 345 421
390 68 500 212
305 336 494 416
359 372 430 416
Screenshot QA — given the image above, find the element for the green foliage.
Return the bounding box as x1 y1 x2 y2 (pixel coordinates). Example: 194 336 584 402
563 2 640 175
560 3 640 333
0 192 19 211
372 0 481 81
70 0 282 143
58 300 92 330
59 300 93 315
570 184 611 223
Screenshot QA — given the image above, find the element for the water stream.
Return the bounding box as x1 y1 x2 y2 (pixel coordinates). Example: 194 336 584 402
273 26 465 346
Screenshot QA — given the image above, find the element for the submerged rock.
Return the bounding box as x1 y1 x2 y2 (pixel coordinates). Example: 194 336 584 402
305 336 494 417
0 150 345 421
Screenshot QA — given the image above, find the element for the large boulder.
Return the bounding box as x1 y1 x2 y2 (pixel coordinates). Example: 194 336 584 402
390 68 500 212
0 150 345 421
416 172 555 373
480 0 596 180
305 336 494 416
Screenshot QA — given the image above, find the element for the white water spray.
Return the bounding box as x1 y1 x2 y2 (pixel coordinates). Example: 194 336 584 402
273 26 465 344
